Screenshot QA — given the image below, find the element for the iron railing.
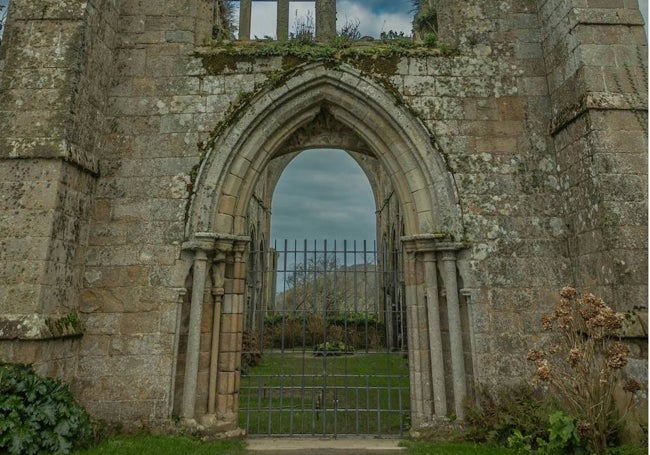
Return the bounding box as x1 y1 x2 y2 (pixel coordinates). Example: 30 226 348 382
240 240 408 437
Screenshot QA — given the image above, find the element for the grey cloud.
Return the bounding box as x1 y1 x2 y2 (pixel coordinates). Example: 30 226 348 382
271 150 377 243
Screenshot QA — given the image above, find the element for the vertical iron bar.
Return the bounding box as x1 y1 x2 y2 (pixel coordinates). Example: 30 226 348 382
267 378 273 435
289 375 294 436
281 240 288 353
245 374 251 433
363 240 369 353
256 376 263 435
319 239 326 437
279 374 285 434
376 386 381 436
353 240 358 316
398 387 403 436
311 387 316 436
365 375 370 434
333 388 338 437
355 384 360 435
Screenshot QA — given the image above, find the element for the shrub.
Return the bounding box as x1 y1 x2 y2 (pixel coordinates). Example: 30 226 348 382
0 363 93 454
508 410 586 454
465 383 554 447
526 287 643 454
338 18 361 41
263 313 386 351
313 341 354 356
423 32 438 48
241 330 262 373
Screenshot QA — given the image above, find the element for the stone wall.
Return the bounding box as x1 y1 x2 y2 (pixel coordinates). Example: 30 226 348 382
0 0 119 380
539 0 648 307
0 0 645 434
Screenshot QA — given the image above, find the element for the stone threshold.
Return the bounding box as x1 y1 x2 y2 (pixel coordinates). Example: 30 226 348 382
245 438 406 455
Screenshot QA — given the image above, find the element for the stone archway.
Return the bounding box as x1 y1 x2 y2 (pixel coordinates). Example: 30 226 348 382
180 62 469 432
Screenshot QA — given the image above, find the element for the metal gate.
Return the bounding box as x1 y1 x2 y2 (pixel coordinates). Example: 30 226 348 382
240 240 409 437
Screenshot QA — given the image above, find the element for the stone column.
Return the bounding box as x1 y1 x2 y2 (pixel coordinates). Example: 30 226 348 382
277 0 289 41
239 0 252 40
440 249 466 419
422 251 447 418
403 248 425 425
181 246 211 422
315 0 336 42
169 288 187 418
206 249 227 421
216 238 249 425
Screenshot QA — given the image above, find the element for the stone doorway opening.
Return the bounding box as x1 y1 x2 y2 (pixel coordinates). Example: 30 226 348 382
180 63 470 435
238 147 409 437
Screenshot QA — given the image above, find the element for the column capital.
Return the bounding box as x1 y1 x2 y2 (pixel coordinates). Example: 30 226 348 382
401 234 466 254
183 232 250 255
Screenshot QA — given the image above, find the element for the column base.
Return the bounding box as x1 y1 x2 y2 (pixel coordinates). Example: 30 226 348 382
178 414 243 439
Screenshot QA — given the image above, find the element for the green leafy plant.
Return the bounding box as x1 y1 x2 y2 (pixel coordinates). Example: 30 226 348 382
537 411 584 454
465 383 553 447
508 411 585 454
0 363 93 454
46 312 84 337
313 340 354 356
423 32 438 48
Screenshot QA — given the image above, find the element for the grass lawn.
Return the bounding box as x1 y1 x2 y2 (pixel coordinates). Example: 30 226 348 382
71 434 647 454
71 435 246 455
240 351 409 436
74 435 514 455
401 441 516 454
71 435 513 455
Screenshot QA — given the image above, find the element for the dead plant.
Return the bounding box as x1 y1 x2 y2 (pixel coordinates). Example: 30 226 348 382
527 287 643 454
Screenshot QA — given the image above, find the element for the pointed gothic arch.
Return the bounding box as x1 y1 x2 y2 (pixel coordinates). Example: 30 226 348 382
187 63 462 240
179 62 472 431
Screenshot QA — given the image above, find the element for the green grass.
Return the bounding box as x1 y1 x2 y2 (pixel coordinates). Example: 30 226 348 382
71 436 520 455
71 434 647 455
72 435 245 455
401 441 516 454
239 351 409 436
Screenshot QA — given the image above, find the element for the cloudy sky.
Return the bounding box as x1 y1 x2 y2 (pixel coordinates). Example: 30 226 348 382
246 0 414 39
270 150 376 244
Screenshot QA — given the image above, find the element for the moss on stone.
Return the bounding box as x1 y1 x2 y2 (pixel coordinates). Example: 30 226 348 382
195 40 452 77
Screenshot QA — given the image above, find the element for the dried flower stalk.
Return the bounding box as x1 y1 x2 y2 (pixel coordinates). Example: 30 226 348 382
527 287 642 455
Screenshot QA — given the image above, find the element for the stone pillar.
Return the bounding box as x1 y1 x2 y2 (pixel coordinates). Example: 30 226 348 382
402 235 468 426
216 238 249 426
181 245 211 422
403 248 425 425
206 250 227 420
440 249 466 419
277 0 289 41
315 0 336 42
422 251 447 418
239 0 252 40
170 288 187 417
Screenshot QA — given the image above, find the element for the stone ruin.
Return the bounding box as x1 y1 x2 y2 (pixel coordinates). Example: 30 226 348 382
0 0 646 438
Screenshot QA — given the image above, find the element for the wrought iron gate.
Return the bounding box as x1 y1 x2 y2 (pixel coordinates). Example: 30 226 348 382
240 240 409 437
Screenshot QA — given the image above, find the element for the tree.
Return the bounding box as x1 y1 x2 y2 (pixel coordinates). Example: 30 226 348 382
212 0 236 40
278 253 377 315
412 0 438 38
